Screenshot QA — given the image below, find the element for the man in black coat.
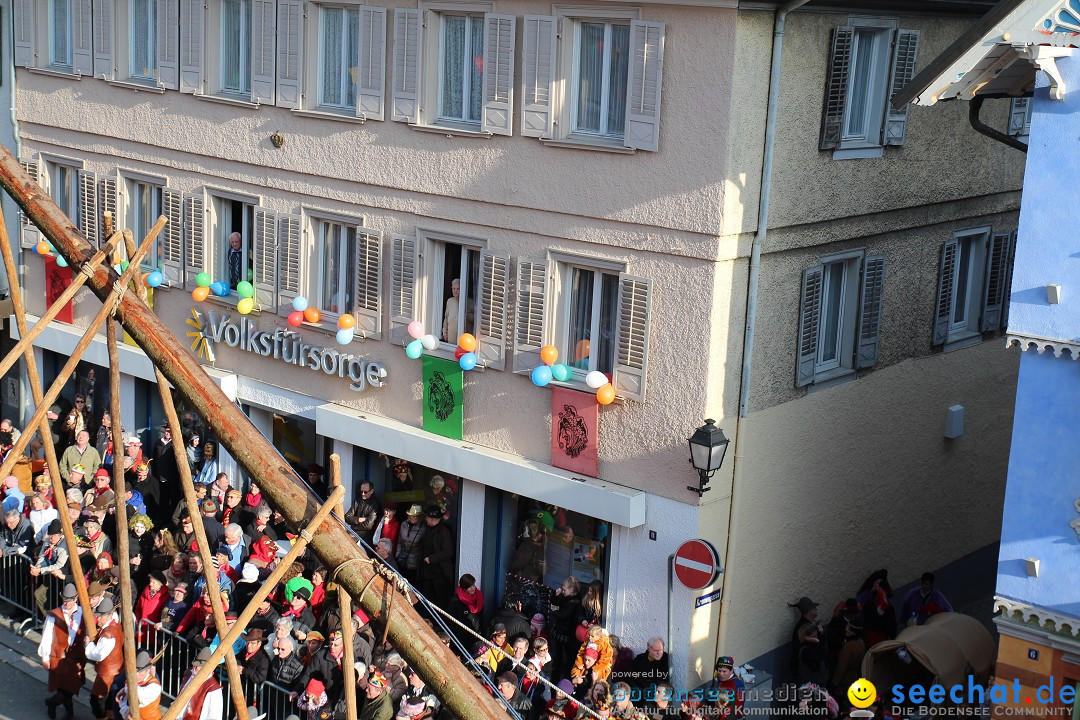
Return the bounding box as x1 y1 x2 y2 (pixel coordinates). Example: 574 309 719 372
237 628 270 698
628 637 670 691
417 505 454 608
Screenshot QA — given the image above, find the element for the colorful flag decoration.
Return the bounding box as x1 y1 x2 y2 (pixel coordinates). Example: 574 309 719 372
422 356 463 440
551 387 599 477
44 257 73 323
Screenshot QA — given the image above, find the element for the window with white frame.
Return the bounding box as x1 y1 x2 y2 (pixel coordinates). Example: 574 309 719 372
438 13 484 125
819 19 920 156
50 0 73 68
932 228 1015 349
318 5 360 110
517 10 665 151
14 0 91 75
558 263 620 375
425 235 482 344
309 215 383 337
221 0 252 96
130 0 157 82
796 252 886 387
319 220 358 314
81 0 178 88
211 195 254 292
46 160 82 231
126 178 163 270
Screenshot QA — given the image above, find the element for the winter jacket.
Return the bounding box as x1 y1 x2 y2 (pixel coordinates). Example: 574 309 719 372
395 521 426 571
299 648 346 704
571 634 613 684
418 521 454 580
549 592 581 641
0 516 34 556
269 650 305 690
345 495 382 542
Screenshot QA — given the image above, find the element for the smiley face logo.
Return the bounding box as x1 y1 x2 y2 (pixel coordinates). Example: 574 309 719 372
847 678 877 709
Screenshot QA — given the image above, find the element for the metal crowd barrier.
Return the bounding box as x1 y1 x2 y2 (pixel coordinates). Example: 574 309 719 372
0 551 67 631
259 680 297 720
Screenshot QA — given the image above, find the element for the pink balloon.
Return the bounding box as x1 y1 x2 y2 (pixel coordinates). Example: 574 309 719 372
287 311 304 327
408 321 425 340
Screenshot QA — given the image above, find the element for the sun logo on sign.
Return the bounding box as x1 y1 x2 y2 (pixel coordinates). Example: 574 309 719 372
185 308 216 362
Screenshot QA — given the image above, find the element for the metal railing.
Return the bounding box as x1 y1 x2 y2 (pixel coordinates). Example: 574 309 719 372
0 551 67 631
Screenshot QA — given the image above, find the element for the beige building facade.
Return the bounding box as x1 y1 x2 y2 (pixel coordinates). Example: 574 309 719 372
9 0 1020 686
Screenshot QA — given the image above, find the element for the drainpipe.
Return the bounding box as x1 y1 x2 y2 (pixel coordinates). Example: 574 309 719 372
716 0 811 661
969 96 1028 153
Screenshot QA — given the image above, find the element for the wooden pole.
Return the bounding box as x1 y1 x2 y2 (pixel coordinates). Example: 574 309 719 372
153 367 250 720
0 211 97 639
330 456 358 720
0 146 510 720
161 486 344 720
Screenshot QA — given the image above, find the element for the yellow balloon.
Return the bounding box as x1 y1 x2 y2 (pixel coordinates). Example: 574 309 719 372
237 297 255 315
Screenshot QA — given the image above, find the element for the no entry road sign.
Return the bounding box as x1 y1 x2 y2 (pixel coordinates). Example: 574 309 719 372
674 539 721 590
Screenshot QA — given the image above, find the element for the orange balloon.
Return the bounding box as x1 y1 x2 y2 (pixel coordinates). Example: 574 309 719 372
540 345 559 366
596 383 616 405
458 333 478 353
303 308 322 324
36 241 51 256
191 286 210 302
574 339 591 363
338 313 356 330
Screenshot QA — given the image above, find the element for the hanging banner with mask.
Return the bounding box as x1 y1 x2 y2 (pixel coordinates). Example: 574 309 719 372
422 357 463 440
44 256 73 324
551 387 599 478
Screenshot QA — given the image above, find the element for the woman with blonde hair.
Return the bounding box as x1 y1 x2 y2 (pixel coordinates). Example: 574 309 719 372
550 576 581 678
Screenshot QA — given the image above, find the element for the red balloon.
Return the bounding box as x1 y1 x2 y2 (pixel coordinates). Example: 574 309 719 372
287 311 304 327
454 346 466 360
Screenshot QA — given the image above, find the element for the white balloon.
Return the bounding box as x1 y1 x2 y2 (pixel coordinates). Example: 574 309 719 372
585 371 608 389
420 334 440 351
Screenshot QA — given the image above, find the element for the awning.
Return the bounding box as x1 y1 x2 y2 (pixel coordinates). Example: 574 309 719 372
315 402 647 528
15 312 159 381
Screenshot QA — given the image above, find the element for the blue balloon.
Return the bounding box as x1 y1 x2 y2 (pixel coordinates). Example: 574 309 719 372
55 256 67 268
146 270 164 288
531 365 552 387
405 339 424 359
292 296 308 312
336 328 355 345
459 352 477 371
213 282 230 297
551 363 570 382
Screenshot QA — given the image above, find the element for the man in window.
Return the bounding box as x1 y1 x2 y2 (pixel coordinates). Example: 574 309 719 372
227 232 244 289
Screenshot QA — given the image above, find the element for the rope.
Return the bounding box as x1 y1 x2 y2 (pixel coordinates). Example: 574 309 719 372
79 262 96 280
299 529 313 543
111 280 127 316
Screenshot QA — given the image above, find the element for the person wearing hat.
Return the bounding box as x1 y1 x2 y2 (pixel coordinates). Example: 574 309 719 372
135 570 169 640
345 480 382 545
394 504 427 584
85 597 124 720
83 468 112 507
496 671 533 714
175 647 223 720
296 628 348 703
297 677 330 719
396 694 431 720
361 669 395 720
481 623 511 675
121 435 144 473
2 474 25 512
38 582 86 719
546 692 581 720
31 519 70 618
132 461 164 527
417 504 454 607
61 395 95 448
115 650 162 720
282 584 318 631
829 615 865 698
373 501 400 554
76 515 112 561
238 627 270 695
159 581 192 633
59 429 100 488
401 663 440 716
703 656 744 720
787 595 819 674
200 497 226 551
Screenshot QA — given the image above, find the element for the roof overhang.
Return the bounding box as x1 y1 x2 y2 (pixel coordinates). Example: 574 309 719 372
896 0 1080 107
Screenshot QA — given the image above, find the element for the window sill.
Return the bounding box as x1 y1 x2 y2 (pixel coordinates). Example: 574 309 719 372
195 93 260 109
540 136 635 154
105 78 165 93
411 123 492 139
831 146 884 161
292 108 365 124
27 67 82 80
943 332 982 353
427 343 487 371
548 376 623 404
806 368 856 393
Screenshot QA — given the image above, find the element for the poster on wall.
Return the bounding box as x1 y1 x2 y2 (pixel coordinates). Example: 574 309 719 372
543 531 574 588
572 538 604 584
551 387 599 478
44 257 73 324
422 357 463 440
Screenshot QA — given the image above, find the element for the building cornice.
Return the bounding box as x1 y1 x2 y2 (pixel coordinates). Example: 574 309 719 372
1006 332 1080 359
995 596 1080 639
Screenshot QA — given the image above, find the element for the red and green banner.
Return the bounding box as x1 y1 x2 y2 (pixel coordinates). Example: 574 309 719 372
422 356 463 440
44 257 73 323
551 387 598 477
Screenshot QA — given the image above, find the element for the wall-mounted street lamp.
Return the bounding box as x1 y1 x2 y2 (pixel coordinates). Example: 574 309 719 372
687 418 729 497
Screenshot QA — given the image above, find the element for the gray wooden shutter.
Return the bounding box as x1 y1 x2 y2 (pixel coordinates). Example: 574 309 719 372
624 21 665 152
477 251 509 370
883 29 920 147
73 0 94 76
182 192 205 286
100 177 118 239
275 0 302 109
1008 98 1031 137
179 0 204 94
352 230 383 340
820 26 853 151
389 234 416 345
253 207 278 309
513 260 547 374
1001 231 1018 330
251 0 277 105
357 6 386 121
980 231 1012 332
93 0 115 79
932 238 958 346
520 15 556 139
276 212 301 313
613 273 652 401
161 188 184 286
796 265 823 387
14 0 34 68
481 14 515 136
157 0 180 89
391 8 421 123
78 170 99 245
19 158 41 247
856 256 885 369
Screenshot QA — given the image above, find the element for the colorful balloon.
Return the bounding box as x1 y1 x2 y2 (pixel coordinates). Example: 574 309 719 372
146 270 164 288
337 313 356 330
112 263 123 274
236 281 254 299
287 310 304 327
405 339 424 359
551 363 570 382
540 345 559 366
195 272 211 288
192 286 210 302
35 241 50 255
458 333 478 353
420 334 439 351
459 352 478 371
407 321 425 340
120 261 129 272
56 256 68 268
585 371 608 389
292 296 308 312
216 282 232 297
531 366 553 387
454 346 466 361
237 297 255 315
303 307 321 324
596 383 616 405
336 328 355 345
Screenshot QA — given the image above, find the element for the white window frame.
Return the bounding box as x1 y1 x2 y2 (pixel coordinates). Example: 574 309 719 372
219 0 253 97
207 189 259 300
49 0 74 69
568 19 631 141
128 0 157 82
119 172 165 270
418 228 487 353
839 21 895 151
315 3 361 112
435 12 484 127
813 253 862 378
944 227 990 346
306 208 366 323
550 252 626 382
42 155 84 232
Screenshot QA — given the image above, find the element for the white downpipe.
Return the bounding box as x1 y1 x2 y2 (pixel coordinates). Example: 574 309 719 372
718 0 811 658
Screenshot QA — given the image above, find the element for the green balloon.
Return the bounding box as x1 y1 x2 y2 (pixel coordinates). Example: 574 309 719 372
120 260 129 272
236 281 254 299
247 268 253 282
195 272 211 288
